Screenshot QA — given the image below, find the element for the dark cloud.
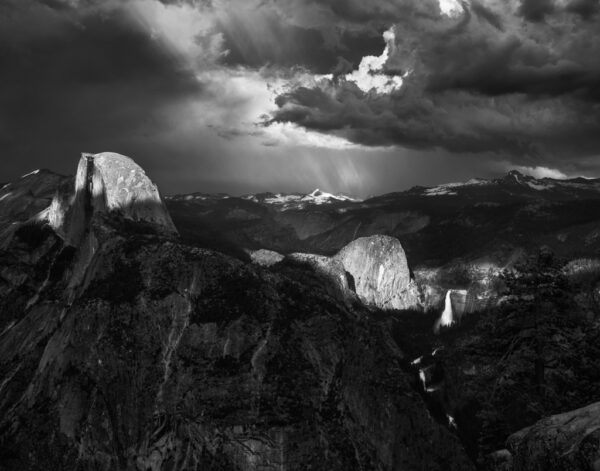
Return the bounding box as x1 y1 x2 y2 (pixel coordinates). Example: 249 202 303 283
566 0 600 19
516 0 599 21
331 57 355 79
306 0 436 23
270 81 544 155
271 77 600 168
269 0 600 165
425 36 600 100
220 15 385 74
518 0 556 22
213 0 442 73
471 1 505 30
0 1 202 178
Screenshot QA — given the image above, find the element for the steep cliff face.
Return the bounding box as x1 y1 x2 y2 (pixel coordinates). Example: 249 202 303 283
0 225 473 471
335 235 421 311
0 155 473 470
283 252 358 306
42 152 177 245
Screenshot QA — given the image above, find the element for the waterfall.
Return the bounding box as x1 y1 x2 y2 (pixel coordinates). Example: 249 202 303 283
441 290 454 327
447 414 457 429
419 369 427 389
434 290 454 333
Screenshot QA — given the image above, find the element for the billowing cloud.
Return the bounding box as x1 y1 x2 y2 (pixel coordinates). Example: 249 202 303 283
1 0 599 196
439 0 464 17
342 28 406 94
267 0 600 172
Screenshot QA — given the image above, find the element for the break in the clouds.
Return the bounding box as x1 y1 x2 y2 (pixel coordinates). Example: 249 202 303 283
0 0 599 196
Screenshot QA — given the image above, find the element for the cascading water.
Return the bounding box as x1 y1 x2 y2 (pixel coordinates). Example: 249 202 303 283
434 290 454 333
419 369 427 389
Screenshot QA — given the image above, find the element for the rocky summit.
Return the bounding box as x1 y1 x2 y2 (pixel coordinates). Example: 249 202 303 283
335 235 421 311
269 235 421 311
0 153 473 471
42 152 177 246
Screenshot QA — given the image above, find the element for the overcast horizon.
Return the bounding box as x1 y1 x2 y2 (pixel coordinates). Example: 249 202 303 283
2 0 600 197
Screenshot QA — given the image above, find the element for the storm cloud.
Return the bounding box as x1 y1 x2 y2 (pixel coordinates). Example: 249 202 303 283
1 0 599 196
267 0 600 170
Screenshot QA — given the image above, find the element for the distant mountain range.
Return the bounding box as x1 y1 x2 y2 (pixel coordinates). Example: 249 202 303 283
404 170 600 199
167 170 600 206
161 170 600 268
167 188 360 210
3 168 600 268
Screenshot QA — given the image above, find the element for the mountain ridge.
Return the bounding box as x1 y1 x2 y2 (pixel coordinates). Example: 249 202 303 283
162 170 600 208
7 168 599 206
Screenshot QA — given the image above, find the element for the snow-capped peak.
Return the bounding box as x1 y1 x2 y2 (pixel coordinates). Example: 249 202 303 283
301 189 356 204
242 188 361 209
497 170 558 191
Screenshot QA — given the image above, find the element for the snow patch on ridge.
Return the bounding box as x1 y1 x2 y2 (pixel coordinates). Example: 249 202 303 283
527 181 555 191
244 189 360 210
424 178 490 196
302 189 358 205
20 169 41 179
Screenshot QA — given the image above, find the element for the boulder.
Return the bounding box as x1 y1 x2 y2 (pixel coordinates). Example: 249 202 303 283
335 235 421 310
490 401 600 471
485 449 513 471
249 248 285 267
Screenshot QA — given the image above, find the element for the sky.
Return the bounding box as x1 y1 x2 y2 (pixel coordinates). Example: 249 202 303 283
1 0 599 196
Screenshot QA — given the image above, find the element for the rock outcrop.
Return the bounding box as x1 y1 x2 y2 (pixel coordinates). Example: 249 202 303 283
335 235 421 311
249 248 284 267
0 169 70 227
283 252 359 306
42 152 177 245
487 401 600 471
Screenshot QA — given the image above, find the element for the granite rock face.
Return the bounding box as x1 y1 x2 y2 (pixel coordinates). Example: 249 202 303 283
335 235 421 311
249 249 284 267
283 252 358 306
488 401 600 471
0 170 70 228
0 226 473 471
43 152 177 245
